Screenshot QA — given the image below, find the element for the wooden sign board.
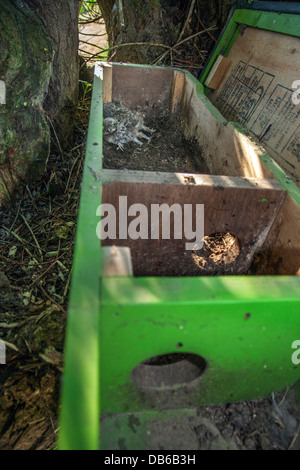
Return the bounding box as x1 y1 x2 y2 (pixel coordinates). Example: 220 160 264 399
208 27 300 187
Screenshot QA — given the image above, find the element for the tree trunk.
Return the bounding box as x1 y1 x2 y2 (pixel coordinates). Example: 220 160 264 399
98 0 185 64
98 0 236 64
0 0 79 205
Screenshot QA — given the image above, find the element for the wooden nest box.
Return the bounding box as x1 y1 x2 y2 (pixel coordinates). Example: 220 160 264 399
59 2 300 450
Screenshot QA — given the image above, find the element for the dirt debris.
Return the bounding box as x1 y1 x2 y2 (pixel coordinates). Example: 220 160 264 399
0 79 91 450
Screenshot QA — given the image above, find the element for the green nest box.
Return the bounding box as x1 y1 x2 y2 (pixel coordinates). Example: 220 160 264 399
59 1 300 450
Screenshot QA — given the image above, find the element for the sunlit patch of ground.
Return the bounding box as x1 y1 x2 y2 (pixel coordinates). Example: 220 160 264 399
79 16 108 64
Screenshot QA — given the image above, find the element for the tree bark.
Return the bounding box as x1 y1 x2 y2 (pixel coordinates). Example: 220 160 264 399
98 0 236 64
0 0 79 205
25 0 80 140
98 0 185 64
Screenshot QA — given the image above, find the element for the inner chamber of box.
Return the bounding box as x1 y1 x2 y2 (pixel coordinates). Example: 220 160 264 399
100 61 300 277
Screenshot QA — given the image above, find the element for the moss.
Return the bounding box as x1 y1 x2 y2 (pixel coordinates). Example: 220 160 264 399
0 0 54 197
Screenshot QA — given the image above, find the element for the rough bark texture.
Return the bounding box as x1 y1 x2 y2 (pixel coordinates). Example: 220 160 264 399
25 0 80 142
0 0 79 205
98 0 236 64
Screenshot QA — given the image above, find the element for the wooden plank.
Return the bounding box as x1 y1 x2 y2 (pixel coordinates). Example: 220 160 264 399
111 64 173 116
208 27 300 187
181 76 275 179
253 194 300 275
102 63 113 103
101 171 286 276
102 168 283 190
171 71 185 114
204 55 231 90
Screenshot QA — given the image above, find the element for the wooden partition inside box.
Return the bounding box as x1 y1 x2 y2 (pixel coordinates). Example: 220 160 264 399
102 171 285 276
100 63 300 276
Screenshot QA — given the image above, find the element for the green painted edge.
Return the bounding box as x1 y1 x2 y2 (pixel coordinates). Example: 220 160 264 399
100 275 300 417
102 275 300 305
255 150 300 206
200 9 300 91
234 8 300 37
58 75 103 450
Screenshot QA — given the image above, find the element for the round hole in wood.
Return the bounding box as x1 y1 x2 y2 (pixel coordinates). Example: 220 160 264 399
131 353 207 390
192 231 241 274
